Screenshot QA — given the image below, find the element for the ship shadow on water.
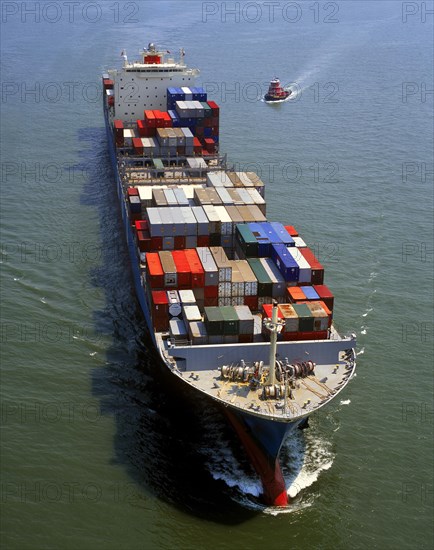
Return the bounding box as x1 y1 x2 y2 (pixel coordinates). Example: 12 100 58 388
76 127 264 523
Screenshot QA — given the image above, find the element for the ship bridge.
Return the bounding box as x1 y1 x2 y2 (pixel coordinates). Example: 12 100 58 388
109 43 200 122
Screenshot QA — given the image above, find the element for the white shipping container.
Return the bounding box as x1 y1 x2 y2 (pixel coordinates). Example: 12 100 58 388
218 282 231 297
137 186 153 206
196 247 219 286
286 247 312 283
170 318 188 339
214 206 233 236
163 188 177 206
202 204 220 233
293 236 307 248
181 127 194 146
179 290 196 304
188 321 208 345
146 208 163 237
191 206 209 236
168 207 186 236
183 305 202 323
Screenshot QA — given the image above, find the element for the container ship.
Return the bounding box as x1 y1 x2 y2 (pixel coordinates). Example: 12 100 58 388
102 43 356 507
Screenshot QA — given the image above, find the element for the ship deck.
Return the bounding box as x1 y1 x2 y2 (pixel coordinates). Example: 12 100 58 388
156 328 356 422
179 360 354 421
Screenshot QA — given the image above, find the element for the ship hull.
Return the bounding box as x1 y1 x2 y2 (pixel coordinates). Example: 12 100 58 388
223 408 303 506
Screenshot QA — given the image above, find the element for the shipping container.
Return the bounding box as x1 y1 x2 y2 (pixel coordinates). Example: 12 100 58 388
271 243 299 282
278 303 299 333
159 250 178 288
151 290 169 332
313 285 334 311
171 250 191 289
204 306 224 335
196 247 219 286
169 318 188 340
146 253 164 288
184 248 205 288
292 303 314 332
248 258 272 297
188 321 208 345
234 305 255 335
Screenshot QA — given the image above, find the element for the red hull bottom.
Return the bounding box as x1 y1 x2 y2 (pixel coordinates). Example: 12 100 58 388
224 408 288 507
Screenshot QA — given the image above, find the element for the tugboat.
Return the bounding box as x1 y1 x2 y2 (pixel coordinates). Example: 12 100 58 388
264 78 291 103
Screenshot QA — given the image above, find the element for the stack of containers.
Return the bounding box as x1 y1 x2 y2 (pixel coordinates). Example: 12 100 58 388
114 120 124 146
196 247 219 307
150 290 169 332
271 243 300 283
204 305 254 344
103 77 114 106
261 302 330 342
166 87 219 154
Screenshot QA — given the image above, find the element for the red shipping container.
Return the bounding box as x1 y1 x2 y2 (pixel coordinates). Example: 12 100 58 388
147 253 164 288
144 110 156 128
135 220 148 231
161 112 172 128
150 236 163 251
108 96 115 107
153 110 164 127
204 285 218 298
197 235 210 247
114 120 124 132
137 230 151 253
204 138 216 153
151 290 168 316
284 225 299 237
195 126 204 137
133 137 144 155
103 79 114 90
262 304 284 319
127 187 139 196
174 236 186 249
204 297 218 307
193 137 202 154
137 120 156 137
130 212 142 223
300 247 324 285
171 250 191 289
184 249 205 288
244 296 258 311
313 285 334 311
287 287 307 302
211 116 219 127
207 101 220 115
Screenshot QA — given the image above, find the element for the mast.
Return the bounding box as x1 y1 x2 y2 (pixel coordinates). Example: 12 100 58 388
264 300 284 386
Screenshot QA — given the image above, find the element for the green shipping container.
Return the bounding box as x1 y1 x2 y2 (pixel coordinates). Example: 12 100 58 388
220 306 240 335
204 307 224 335
247 258 272 297
292 303 314 332
235 224 258 257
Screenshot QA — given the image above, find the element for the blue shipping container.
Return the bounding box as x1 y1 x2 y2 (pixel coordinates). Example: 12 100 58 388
269 221 295 246
271 243 299 282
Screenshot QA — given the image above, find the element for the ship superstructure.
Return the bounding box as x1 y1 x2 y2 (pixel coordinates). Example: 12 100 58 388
102 44 356 507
